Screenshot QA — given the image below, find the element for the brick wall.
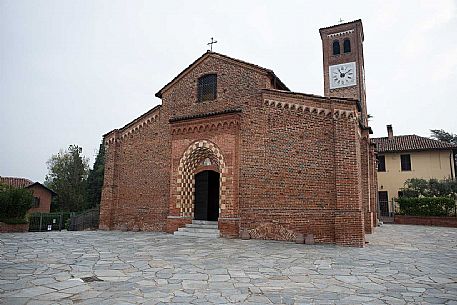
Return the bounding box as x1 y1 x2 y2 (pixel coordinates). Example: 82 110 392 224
0 222 29 233
369 144 378 226
99 52 373 246
27 184 52 214
361 132 374 234
394 215 457 228
237 91 365 246
100 106 170 231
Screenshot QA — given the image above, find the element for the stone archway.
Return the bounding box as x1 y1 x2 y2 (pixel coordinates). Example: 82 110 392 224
176 140 226 218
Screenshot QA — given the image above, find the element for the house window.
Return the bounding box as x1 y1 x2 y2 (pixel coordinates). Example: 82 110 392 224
197 74 217 102
332 40 340 55
343 39 351 53
401 154 411 171
377 155 386 172
32 197 40 208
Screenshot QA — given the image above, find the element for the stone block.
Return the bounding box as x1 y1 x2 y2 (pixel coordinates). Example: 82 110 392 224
305 234 314 245
240 230 250 240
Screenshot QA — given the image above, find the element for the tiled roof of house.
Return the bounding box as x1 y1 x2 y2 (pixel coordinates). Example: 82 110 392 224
0 177 33 188
372 135 457 153
0 177 57 195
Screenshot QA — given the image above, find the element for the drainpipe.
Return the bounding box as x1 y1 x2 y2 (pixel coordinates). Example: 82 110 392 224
451 150 456 180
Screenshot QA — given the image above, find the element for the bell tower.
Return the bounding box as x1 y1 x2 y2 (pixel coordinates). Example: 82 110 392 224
319 19 367 126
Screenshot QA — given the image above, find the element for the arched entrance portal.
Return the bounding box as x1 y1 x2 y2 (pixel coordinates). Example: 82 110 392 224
176 140 227 219
194 170 220 221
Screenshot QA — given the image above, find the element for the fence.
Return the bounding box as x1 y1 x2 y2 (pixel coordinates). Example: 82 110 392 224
68 207 99 231
28 212 72 232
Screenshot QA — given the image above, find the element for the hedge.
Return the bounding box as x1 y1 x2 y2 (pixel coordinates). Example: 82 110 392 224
397 197 456 216
0 184 33 223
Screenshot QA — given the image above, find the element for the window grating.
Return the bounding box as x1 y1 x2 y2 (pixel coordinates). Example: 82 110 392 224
197 74 217 102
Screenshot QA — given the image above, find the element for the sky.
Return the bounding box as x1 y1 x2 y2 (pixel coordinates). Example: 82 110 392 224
1 0 457 183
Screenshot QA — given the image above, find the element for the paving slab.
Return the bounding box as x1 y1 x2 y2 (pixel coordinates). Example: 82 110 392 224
0 225 456 304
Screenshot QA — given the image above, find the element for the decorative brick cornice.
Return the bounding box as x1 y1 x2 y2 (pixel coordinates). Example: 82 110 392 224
169 108 241 123
327 29 354 38
171 114 240 135
264 99 357 120
104 107 161 145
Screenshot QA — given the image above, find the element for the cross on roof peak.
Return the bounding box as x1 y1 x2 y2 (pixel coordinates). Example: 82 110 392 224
207 37 217 52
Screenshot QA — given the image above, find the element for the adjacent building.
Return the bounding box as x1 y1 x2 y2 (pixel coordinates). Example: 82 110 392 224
0 177 56 214
372 125 457 218
99 20 378 247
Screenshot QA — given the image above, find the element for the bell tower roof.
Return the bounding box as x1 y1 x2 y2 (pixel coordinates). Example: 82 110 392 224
319 19 363 40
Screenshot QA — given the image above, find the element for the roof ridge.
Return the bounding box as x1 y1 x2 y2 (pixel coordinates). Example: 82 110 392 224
372 134 457 153
262 88 359 102
0 177 34 188
155 51 289 98
319 19 362 32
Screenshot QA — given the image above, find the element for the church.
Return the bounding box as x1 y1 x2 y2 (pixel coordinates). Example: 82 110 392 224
99 20 378 247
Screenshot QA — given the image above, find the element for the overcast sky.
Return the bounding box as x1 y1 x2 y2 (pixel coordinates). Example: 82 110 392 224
1 0 457 183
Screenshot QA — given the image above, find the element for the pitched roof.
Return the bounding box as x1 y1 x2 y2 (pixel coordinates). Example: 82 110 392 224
26 182 58 196
319 19 362 32
155 51 289 98
0 177 33 188
0 177 57 195
372 135 457 153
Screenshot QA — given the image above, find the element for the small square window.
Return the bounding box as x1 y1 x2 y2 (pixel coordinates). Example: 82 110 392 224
197 74 217 102
377 155 386 172
32 197 40 208
400 154 411 171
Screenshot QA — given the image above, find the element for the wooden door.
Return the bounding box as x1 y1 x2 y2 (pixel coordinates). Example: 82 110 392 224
194 171 220 221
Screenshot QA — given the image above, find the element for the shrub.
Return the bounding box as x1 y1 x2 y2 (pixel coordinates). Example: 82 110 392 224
397 197 456 217
0 184 33 223
401 178 457 198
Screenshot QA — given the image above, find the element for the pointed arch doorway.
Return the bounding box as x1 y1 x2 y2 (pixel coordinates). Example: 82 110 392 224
194 170 220 221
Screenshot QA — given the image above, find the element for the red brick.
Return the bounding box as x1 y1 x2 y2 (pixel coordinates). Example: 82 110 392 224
99 20 377 247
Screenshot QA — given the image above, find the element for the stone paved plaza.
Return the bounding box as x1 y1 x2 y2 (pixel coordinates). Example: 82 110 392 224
1 225 456 305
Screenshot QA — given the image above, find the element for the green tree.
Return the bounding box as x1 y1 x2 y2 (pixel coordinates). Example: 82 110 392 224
401 178 457 198
86 141 105 209
45 145 89 212
430 129 457 145
0 184 33 223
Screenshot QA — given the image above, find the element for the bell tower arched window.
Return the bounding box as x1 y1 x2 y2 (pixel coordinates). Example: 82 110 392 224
343 39 351 53
197 74 217 102
332 40 340 55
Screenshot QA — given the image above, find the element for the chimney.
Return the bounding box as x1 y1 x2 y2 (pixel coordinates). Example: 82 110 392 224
387 124 393 139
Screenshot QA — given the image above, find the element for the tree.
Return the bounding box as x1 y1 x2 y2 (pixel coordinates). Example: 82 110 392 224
86 141 105 209
45 145 89 212
430 129 457 145
401 178 457 198
0 184 33 223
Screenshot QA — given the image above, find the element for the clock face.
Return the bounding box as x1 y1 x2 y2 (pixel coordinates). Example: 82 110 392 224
329 62 357 89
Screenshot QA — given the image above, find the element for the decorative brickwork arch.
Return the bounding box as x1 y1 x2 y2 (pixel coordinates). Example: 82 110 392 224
176 140 226 218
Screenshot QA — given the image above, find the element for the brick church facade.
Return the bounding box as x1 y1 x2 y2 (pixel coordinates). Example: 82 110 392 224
99 20 378 247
